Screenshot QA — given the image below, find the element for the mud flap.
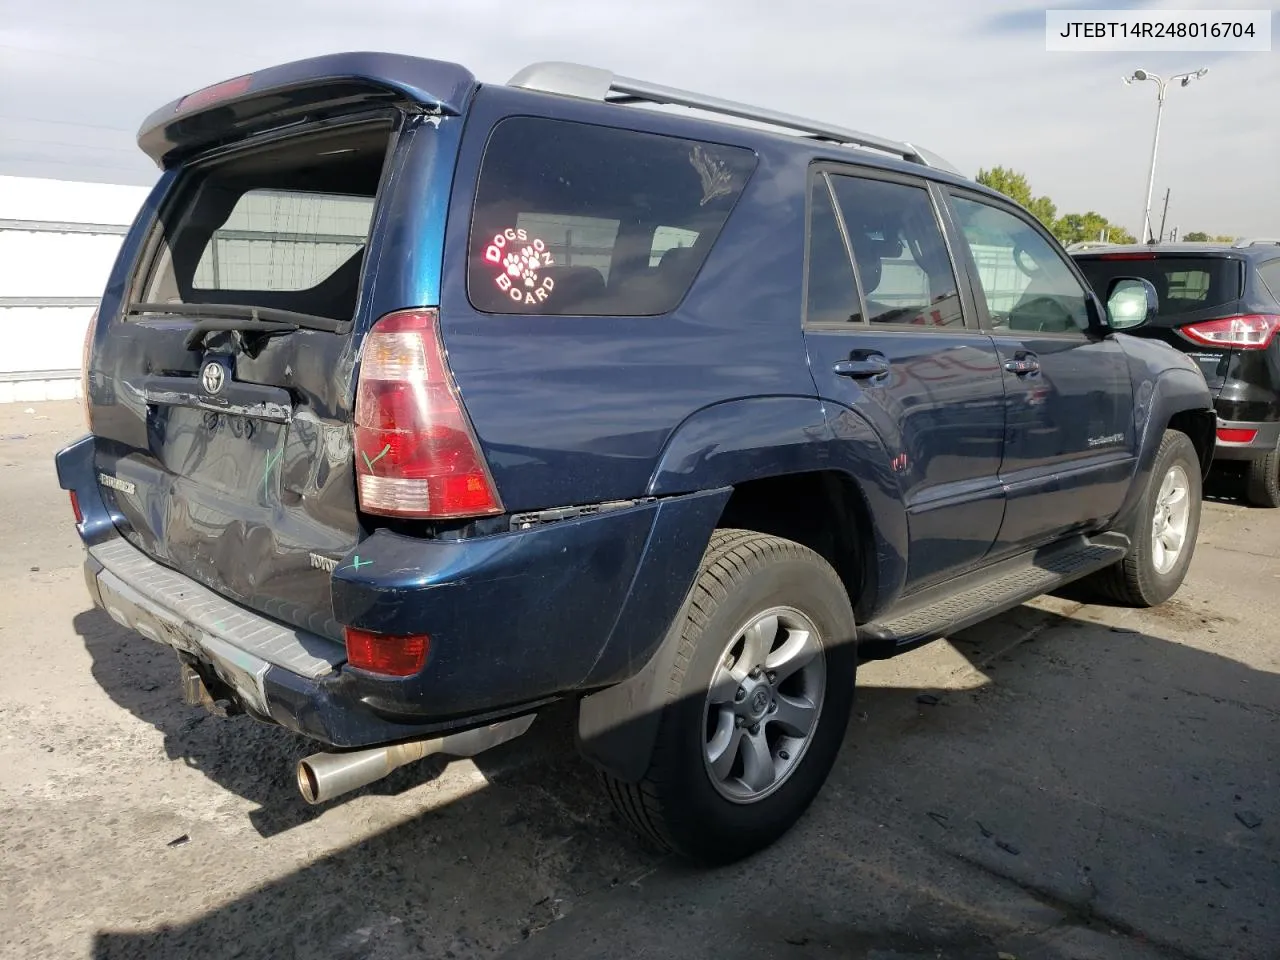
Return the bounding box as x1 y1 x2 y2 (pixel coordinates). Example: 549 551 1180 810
576 598 690 783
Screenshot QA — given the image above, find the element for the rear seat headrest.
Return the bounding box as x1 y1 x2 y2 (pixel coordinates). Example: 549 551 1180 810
537 265 606 304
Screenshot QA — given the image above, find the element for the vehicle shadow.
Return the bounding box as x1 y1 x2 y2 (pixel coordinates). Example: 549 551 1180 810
81 600 1279 960
74 607 473 837
1203 462 1251 506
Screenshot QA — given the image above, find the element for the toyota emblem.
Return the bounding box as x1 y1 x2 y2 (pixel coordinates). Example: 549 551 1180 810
201 361 226 395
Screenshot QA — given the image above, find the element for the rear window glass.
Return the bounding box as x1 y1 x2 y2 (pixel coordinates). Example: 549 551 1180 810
140 124 390 321
468 118 757 316
1075 256 1242 317
192 190 374 291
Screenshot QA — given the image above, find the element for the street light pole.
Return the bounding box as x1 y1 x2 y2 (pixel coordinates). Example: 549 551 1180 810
1124 67 1208 244
1140 78 1166 243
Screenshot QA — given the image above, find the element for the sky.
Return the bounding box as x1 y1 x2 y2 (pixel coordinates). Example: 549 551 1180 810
1 0 1276 238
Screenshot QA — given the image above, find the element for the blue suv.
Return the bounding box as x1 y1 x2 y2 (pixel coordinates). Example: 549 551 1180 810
58 53 1216 863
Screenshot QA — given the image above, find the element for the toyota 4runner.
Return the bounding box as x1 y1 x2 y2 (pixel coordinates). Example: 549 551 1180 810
58 53 1216 864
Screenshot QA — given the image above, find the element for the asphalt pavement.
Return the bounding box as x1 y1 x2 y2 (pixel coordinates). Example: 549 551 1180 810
1 401 1276 960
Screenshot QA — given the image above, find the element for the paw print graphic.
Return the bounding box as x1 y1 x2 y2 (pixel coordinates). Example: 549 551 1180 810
503 253 524 277
517 246 554 286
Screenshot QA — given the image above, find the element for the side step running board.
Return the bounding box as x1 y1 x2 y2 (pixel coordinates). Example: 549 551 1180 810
859 534 1128 655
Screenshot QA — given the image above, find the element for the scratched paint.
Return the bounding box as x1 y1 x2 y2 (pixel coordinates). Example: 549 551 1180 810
143 388 293 424
361 444 391 472
261 450 283 494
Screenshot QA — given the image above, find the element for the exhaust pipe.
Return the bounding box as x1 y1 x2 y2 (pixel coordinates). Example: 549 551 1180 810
297 713 536 805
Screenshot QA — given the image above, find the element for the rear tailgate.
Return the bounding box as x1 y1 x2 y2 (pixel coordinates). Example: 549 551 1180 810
1075 253 1246 396
85 56 474 640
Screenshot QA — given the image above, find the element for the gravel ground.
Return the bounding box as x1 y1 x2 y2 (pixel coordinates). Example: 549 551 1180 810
1 401 1276 960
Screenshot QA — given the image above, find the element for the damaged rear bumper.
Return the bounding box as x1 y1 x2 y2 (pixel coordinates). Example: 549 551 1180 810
58 433 730 749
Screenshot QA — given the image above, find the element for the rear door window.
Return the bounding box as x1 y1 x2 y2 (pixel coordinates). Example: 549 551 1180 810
804 176 862 325
827 175 964 328
468 118 756 316
1074 256 1243 317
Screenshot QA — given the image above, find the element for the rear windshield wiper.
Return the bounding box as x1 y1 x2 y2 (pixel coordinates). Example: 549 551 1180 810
126 301 348 351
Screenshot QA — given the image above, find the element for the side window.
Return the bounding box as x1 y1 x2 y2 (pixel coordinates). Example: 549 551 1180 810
1258 260 1280 300
468 118 756 316
805 177 861 324
828 175 964 328
951 195 1090 335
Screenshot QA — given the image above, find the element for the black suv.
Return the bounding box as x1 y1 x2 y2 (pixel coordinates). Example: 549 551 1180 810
1074 242 1280 506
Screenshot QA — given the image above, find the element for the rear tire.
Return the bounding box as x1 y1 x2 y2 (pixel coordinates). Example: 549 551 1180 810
1091 429 1201 606
1245 443 1280 508
601 529 857 865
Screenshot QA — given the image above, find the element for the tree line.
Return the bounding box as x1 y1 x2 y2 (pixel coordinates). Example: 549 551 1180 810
974 167 1234 246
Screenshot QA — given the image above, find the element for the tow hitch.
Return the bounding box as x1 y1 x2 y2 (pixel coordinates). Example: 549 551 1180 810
178 656 244 718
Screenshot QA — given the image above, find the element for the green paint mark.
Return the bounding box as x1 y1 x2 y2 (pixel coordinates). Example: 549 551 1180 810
361 443 391 473
261 450 283 494
346 556 373 572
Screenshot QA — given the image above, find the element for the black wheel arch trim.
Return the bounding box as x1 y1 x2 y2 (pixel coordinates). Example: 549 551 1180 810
1110 365 1216 537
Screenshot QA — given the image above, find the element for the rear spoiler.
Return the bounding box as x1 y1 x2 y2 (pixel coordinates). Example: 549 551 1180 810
137 52 477 168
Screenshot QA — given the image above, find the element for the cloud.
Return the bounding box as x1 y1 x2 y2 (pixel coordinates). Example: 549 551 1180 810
1 0 1275 237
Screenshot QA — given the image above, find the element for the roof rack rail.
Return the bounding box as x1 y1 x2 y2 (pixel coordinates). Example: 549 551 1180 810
1233 237 1280 248
506 61 962 177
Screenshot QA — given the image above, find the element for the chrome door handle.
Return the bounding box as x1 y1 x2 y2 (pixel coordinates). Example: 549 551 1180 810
833 354 890 379
1003 356 1040 376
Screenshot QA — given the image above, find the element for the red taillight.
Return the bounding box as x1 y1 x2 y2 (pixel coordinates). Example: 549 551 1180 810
353 309 503 519
344 626 429 676
1181 315 1280 350
69 491 83 525
1218 428 1259 444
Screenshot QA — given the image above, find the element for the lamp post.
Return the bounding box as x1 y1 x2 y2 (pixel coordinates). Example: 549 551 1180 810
1124 67 1208 244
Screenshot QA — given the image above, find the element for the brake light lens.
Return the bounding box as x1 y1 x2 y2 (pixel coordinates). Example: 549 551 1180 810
69 491 83 525
1097 252 1157 260
1181 315 1280 350
177 74 253 113
1218 428 1259 444
344 626 429 676
353 309 503 519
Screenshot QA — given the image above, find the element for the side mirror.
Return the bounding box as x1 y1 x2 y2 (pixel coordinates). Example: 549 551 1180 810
1105 277 1158 330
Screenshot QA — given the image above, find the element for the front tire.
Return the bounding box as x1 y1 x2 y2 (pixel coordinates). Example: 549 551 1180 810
601 529 857 865
1092 428 1202 606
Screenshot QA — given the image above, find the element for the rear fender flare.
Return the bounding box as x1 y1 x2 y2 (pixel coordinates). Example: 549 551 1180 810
645 396 908 607
578 396 906 783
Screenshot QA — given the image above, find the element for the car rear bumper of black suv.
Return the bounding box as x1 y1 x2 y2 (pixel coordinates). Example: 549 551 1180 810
1213 417 1280 460
57 434 729 748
